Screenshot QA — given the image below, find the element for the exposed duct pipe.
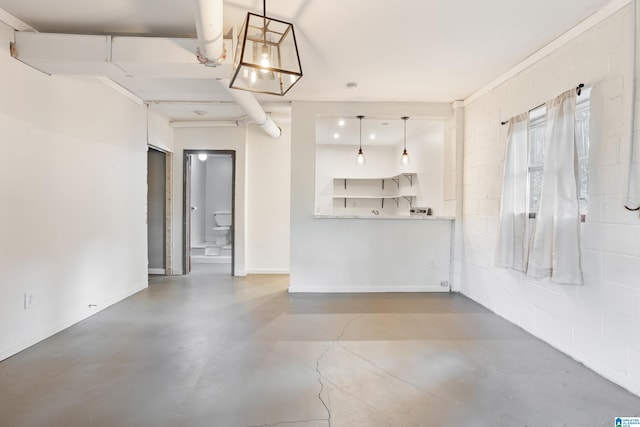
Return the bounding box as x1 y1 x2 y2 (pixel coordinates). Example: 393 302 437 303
193 1 281 138
170 120 244 128
193 0 226 66
219 78 282 138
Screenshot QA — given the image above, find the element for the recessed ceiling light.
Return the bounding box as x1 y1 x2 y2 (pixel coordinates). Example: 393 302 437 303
338 119 345 126
333 133 340 139
370 134 376 140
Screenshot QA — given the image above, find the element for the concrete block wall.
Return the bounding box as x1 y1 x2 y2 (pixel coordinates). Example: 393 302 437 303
461 5 640 395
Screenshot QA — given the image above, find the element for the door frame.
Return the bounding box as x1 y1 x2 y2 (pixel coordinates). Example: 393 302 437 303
182 149 236 275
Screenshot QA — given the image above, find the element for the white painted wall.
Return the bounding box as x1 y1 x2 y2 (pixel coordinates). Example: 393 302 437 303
461 6 640 395
148 108 174 153
291 102 453 292
0 22 173 361
246 123 291 274
396 122 445 215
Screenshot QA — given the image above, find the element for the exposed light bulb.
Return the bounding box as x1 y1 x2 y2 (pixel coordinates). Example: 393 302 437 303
260 45 270 69
198 153 207 161
401 149 410 165
356 115 366 165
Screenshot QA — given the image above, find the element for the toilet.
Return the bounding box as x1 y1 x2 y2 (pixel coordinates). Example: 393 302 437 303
212 211 232 245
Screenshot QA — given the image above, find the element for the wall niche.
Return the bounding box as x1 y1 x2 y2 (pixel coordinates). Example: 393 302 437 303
315 116 445 217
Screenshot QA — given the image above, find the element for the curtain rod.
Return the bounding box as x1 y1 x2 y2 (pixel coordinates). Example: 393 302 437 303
500 83 585 125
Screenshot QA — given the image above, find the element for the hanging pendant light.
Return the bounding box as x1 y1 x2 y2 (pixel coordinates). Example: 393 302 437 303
401 116 410 165
229 0 303 96
356 115 366 165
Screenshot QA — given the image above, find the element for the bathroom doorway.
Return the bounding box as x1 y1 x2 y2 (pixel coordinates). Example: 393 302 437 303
183 150 235 276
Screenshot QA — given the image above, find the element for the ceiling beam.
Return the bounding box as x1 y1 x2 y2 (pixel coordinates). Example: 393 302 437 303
0 7 34 31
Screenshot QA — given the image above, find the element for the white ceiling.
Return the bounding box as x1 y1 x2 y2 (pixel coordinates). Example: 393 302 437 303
0 0 617 123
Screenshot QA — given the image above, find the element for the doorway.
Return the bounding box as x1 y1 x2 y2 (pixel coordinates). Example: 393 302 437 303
183 150 235 275
147 146 171 275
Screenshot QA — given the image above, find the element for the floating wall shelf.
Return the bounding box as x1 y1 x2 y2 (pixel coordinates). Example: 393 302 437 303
332 173 418 211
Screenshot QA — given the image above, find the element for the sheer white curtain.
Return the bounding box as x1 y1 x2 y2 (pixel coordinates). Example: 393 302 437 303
496 114 529 271
528 89 583 284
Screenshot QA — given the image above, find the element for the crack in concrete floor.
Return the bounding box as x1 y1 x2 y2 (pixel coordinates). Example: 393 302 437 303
314 373 396 426
247 314 365 427
316 314 368 426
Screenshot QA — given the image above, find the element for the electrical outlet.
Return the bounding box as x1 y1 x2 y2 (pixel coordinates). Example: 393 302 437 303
440 281 449 287
24 292 35 309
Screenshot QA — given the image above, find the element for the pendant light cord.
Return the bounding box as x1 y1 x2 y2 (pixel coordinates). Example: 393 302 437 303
358 115 363 149
262 0 267 48
402 116 408 150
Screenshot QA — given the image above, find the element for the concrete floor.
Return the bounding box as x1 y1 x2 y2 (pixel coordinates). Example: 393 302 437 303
1 265 639 427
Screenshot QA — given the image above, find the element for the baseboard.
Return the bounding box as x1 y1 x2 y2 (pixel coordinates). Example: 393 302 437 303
148 268 165 275
0 281 147 362
247 268 290 275
288 285 450 293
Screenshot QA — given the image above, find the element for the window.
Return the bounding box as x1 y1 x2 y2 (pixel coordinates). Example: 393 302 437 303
527 91 591 218
528 106 546 215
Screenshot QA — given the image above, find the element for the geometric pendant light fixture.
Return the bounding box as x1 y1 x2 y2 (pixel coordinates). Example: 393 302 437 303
229 0 303 96
401 116 410 165
355 115 366 165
